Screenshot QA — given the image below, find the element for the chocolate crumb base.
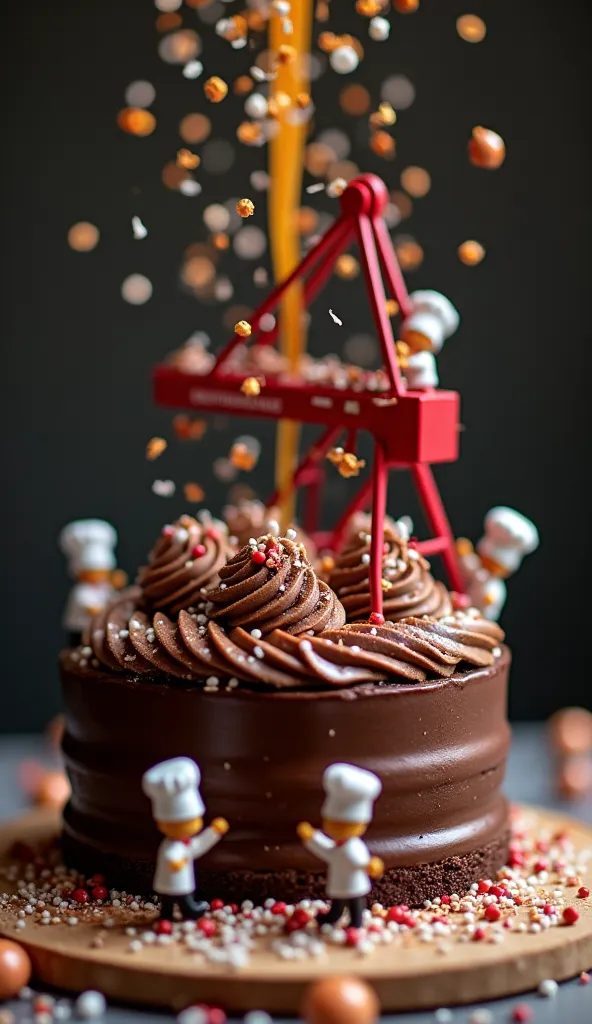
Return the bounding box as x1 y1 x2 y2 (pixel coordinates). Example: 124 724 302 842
61 830 510 908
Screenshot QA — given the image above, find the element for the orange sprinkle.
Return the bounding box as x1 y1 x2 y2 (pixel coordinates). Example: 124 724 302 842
240 377 261 397
204 76 228 103
458 240 486 266
146 437 168 461
184 482 205 502
117 108 156 137
393 0 419 12
172 414 207 441
236 198 255 218
370 130 396 158
233 75 253 96
235 320 252 338
177 148 200 170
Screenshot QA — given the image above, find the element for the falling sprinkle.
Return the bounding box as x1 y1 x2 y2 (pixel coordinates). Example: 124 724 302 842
132 216 147 240
456 14 487 43
182 60 203 80
329 309 343 326
306 182 325 194
184 482 205 502
146 437 167 461
152 480 176 497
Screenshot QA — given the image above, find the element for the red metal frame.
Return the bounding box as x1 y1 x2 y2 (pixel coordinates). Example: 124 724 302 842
153 174 465 615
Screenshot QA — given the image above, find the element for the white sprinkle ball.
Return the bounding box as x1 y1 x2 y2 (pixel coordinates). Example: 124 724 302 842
538 978 559 998
434 1011 453 1024
176 1009 208 1024
121 273 152 305
286 528 297 540
74 991 107 1020
182 60 203 80
179 179 202 197
369 16 390 42
244 93 268 119
132 216 147 240
329 45 359 75
244 1013 273 1024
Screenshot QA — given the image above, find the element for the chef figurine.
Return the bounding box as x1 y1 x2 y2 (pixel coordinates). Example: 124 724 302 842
399 289 460 389
59 519 122 646
142 757 229 921
457 506 539 620
297 763 383 930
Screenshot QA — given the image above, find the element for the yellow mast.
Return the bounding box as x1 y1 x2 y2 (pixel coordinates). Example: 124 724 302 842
268 1 313 529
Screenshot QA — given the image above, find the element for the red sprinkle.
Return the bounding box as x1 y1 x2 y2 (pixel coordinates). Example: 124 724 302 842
162 526 175 537
484 904 501 922
73 888 89 904
345 926 361 947
543 904 554 916
451 591 471 610
271 902 287 916
210 898 224 911
578 886 590 898
154 919 173 934
580 972 590 985
513 896 523 906
205 529 220 540
473 927 486 941
89 873 106 886
563 906 579 925
291 908 310 926
251 550 266 565
477 880 491 894
61 889 74 901
192 544 206 558
440 894 451 905
508 850 525 867
533 859 548 874
191 1008 226 1024
369 612 385 626
512 1006 533 1022
197 918 216 937
386 906 406 924
489 885 505 899
91 886 109 902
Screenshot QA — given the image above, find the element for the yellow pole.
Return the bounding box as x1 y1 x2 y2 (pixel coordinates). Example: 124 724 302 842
268 1 313 530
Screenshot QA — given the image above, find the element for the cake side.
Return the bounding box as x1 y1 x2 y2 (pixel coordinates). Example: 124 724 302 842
60 646 510 905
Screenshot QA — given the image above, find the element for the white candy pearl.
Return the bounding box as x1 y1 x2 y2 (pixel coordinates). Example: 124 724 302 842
369 17 390 42
74 991 107 1020
244 93 268 119
329 45 359 75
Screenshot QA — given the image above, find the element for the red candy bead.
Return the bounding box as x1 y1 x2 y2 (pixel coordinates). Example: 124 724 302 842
205 529 220 540
251 550 266 565
197 918 216 937
210 898 224 911
477 880 491 894
580 972 590 984
488 885 504 898
473 927 486 941
91 886 109 902
73 888 89 903
440 894 451 905
192 544 206 558
89 873 106 886
386 906 405 924
155 919 173 934
484 904 501 922
60 889 74 901
271 902 287 916
344 926 361 947
578 886 590 898
452 591 471 610
369 612 384 625
533 859 548 874
563 906 579 925
162 526 175 537
512 1006 533 1023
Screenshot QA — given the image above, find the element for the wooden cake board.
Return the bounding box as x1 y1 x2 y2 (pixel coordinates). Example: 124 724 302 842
1 806 591 1013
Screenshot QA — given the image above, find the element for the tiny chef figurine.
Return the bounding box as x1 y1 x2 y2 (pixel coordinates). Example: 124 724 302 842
59 519 121 646
400 289 460 389
142 757 229 921
297 763 383 930
457 506 540 620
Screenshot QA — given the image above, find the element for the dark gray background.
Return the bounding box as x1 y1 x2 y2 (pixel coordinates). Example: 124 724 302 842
1 0 591 731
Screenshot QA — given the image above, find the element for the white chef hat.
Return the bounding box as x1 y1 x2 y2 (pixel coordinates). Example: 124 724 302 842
142 757 205 822
477 506 540 575
401 290 460 355
321 763 382 824
59 519 117 576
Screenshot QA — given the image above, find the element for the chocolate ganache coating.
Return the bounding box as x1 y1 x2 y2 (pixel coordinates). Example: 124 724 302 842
60 646 511 904
329 523 452 622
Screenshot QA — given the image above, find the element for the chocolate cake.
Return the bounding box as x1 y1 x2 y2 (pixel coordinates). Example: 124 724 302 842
60 515 510 907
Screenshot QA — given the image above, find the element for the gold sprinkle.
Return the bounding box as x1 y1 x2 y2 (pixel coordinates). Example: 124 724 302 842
184 482 205 502
240 377 261 397
177 148 200 170
401 166 431 197
204 76 228 103
117 108 156 137
234 320 252 338
457 14 487 43
236 198 255 218
146 437 168 461
67 222 100 252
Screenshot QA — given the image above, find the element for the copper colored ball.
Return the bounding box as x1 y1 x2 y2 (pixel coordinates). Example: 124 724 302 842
35 770 71 810
548 707 592 756
468 126 506 169
558 755 592 799
0 939 32 1000
301 975 380 1024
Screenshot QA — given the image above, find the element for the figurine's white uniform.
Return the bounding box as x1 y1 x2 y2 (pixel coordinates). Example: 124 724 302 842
457 507 539 621
63 581 116 632
153 829 220 896
400 290 460 390
305 832 372 899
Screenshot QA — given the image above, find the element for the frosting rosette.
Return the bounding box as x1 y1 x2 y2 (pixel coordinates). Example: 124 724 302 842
138 514 232 615
329 523 452 622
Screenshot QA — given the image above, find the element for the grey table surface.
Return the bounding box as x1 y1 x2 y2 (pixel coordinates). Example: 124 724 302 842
1 725 591 1024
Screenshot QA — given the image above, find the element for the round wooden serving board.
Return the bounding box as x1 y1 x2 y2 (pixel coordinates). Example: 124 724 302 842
1 806 591 1012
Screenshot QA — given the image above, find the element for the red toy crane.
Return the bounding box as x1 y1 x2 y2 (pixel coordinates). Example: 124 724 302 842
153 173 465 619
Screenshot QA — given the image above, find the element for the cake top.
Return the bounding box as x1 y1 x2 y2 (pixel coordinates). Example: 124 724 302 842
329 521 452 623
73 518 505 692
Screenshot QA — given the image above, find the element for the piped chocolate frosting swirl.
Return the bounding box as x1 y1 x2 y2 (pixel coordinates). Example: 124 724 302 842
138 514 232 615
329 524 452 622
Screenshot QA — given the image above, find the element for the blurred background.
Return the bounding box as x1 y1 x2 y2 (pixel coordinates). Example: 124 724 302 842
1 0 591 732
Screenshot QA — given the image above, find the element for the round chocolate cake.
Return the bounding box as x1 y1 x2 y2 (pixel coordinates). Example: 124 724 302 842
60 515 510 906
